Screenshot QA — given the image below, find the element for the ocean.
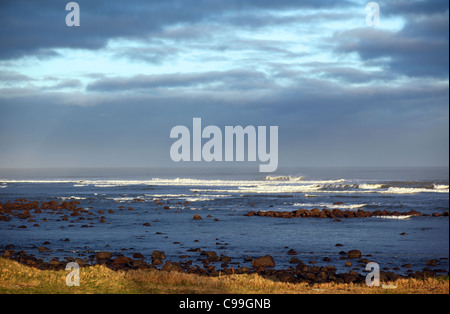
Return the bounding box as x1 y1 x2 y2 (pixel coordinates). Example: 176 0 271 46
0 167 448 276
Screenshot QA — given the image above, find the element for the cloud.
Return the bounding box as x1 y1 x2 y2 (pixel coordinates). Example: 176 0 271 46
0 70 34 83
42 79 83 90
383 0 449 16
86 69 273 92
333 14 449 78
1 75 448 167
312 66 393 83
0 0 355 61
0 0 448 168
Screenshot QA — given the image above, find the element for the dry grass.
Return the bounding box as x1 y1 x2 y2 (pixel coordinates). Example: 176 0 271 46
0 257 448 294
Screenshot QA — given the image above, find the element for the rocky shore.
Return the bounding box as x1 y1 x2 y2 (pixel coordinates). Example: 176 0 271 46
2 244 448 286
1 199 448 286
244 208 449 219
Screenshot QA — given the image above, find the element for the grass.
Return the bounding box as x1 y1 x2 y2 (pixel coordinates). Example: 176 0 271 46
0 257 448 294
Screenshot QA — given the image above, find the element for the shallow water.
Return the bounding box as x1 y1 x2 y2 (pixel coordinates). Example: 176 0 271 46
0 167 448 275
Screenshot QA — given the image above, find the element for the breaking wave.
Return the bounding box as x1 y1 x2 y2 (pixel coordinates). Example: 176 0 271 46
293 202 368 210
264 176 305 181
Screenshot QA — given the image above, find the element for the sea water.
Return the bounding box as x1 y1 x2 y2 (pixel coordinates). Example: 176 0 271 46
0 167 448 275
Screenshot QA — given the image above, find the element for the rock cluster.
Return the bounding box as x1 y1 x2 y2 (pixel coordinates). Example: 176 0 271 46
244 208 448 219
2 245 448 285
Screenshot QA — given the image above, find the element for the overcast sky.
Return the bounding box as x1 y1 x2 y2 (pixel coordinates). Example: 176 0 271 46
0 0 448 169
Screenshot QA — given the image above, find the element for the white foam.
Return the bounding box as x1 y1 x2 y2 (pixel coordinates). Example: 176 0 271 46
293 203 367 210
60 196 87 201
109 196 139 202
358 184 385 190
381 187 449 194
194 184 323 194
264 176 305 181
375 215 413 220
1 178 448 196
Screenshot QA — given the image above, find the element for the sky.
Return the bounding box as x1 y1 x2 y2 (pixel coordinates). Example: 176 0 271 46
0 0 448 170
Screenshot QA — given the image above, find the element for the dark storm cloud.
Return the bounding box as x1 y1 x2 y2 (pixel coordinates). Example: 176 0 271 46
333 12 449 78
383 0 449 16
1 75 447 167
0 0 448 168
0 0 354 60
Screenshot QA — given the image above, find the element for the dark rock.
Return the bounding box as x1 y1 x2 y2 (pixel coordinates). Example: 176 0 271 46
238 267 252 274
74 258 88 266
193 214 202 220
152 250 166 260
131 259 147 268
113 256 132 266
289 257 303 264
426 259 438 266
316 271 328 282
202 251 220 262
152 250 166 265
38 246 50 252
48 260 61 267
161 261 185 273
347 250 362 259
295 264 309 273
221 256 232 264
18 210 32 219
132 253 145 259
96 252 112 261
252 255 275 268
339 272 361 284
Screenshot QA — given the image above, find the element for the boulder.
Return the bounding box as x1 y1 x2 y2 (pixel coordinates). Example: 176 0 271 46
96 252 112 261
347 250 362 259
152 250 166 265
152 250 166 260
131 259 147 268
426 259 438 266
252 255 275 268
38 246 50 252
161 261 185 273
113 256 132 266
339 272 360 284
132 253 145 259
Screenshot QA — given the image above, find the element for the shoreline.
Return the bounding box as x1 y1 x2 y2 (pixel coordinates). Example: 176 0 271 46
1 199 449 287
2 243 448 286
0 257 448 294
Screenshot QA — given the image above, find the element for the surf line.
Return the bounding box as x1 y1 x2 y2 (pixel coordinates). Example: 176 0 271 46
170 118 278 173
